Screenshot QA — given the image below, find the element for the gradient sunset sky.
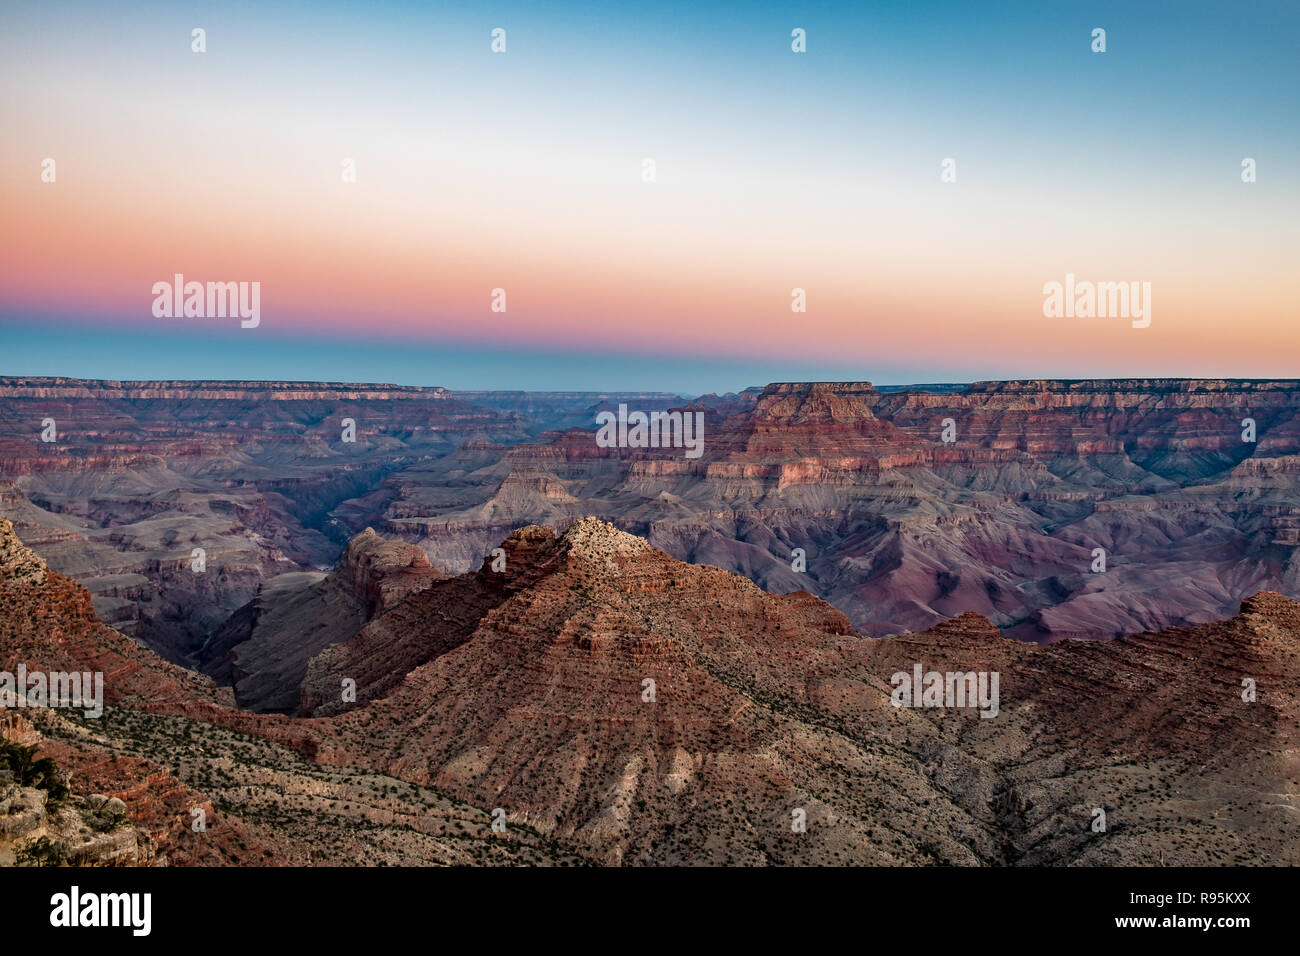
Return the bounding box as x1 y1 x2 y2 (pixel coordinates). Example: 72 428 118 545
2 0 1297 393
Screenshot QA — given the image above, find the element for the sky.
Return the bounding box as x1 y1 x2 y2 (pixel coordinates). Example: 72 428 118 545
1 0 1298 394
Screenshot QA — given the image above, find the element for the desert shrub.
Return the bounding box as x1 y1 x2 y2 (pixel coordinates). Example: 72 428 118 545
0 740 69 808
15 835 69 867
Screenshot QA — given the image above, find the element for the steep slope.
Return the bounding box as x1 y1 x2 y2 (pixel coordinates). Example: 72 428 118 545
200 528 442 713
0 517 578 866
297 519 1300 865
304 520 984 865
0 517 232 711
4 513 1296 866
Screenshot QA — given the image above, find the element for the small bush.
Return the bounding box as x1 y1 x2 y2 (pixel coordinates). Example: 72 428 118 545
15 836 69 867
0 741 69 808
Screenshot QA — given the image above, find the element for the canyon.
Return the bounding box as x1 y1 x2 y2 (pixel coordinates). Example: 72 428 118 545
0 377 685 663
3 377 1298 662
1 513 1296 866
3 375 1299 865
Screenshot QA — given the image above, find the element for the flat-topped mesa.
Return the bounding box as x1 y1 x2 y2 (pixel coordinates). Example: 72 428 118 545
456 390 687 403
737 383 924 463
0 515 47 587
0 376 453 402
762 381 878 393
962 378 1300 407
968 378 1300 392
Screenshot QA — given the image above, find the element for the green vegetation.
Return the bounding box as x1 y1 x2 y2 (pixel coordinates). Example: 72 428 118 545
15 835 69 867
0 740 68 809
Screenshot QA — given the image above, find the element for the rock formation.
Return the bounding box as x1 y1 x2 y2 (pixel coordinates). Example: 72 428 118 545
200 528 442 712
364 379 1300 642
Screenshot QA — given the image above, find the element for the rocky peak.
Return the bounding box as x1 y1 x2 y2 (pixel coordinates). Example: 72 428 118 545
558 517 654 561
0 516 47 588
1237 590 1300 632
478 519 656 595
337 527 439 616
927 610 1005 639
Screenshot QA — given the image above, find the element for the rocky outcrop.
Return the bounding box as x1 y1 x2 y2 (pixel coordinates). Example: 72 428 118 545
199 529 442 713
0 516 46 588
335 527 441 617
0 783 144 867
1 713 144 866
